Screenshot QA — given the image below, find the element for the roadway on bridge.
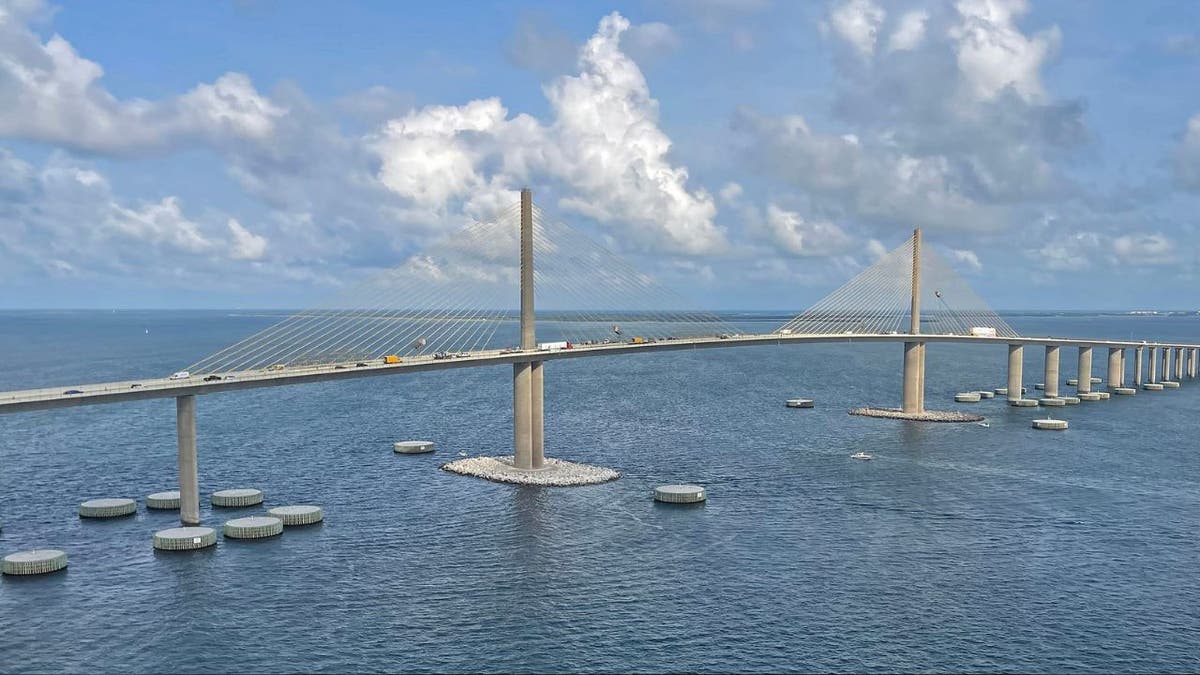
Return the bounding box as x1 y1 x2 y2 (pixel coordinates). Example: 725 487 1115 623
0 332 1193 414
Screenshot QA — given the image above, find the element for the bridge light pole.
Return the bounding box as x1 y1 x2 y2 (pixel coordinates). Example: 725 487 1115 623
901 228 925 414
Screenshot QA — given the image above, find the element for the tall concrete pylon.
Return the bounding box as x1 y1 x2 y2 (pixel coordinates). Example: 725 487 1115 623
513 188 545 470
901 229 925 414
176 395 199 525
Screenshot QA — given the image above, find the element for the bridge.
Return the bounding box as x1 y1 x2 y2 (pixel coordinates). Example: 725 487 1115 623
2 189 1197 520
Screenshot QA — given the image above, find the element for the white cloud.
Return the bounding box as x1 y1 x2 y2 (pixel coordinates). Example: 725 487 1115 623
1112 233 1175 266
948 248 982 272
228 218 268 260
949 0 1059 103
1026 231 1101 272
370 12 725 255
827 0 886 60
887 10 928 53
0 1 284 155
0 150 272 284
763 204 855 256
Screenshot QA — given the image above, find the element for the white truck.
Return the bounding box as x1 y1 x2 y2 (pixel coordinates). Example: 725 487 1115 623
537 341 572 351
969 326 997 338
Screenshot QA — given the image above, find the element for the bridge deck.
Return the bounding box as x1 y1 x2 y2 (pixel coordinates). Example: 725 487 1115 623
0 333 1192 414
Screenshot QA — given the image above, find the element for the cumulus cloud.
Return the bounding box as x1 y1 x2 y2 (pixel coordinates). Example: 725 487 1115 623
0 2 284 155
763 204 855 256
0 150 270 283
1027 230 1179 272
947 247 982 272
1112 233 1175 266
827 0 886 60
370 12 725 255
887 10 928 53
228 219 268 260
738 0 1084 244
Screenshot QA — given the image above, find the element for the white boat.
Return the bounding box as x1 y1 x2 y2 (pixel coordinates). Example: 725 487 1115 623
977 421 990 428
850 452 873 460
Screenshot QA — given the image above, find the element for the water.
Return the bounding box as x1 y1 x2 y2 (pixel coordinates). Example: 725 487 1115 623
1 310 1199 673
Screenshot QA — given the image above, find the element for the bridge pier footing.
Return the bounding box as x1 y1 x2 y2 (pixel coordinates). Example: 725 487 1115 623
176 395 199 526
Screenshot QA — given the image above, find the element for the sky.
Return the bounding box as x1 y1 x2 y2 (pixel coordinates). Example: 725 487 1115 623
1 0 1199 310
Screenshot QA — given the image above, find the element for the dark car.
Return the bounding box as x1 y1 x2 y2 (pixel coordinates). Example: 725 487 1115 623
355 362 368 368
203 375 222 382
334 365 348 370
63 389 83 395
130 383 142 389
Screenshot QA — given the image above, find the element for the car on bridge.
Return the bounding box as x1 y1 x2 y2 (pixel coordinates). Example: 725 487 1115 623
169 371 190 380
203 375 222 382
63 389 83 395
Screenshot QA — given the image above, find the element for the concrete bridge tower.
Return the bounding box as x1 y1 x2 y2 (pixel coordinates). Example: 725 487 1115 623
513 188 545 470
902 229 925 414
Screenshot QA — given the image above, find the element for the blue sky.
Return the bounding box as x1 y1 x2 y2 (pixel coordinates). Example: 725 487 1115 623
1 0 1199 310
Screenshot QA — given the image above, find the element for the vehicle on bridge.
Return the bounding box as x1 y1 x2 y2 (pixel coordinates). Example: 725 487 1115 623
538 341 572 351
383 354 401 364
169 371 190 380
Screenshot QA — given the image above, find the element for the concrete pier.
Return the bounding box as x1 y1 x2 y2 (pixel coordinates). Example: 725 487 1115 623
902 342 923 414
176 395 199 526
1175 347 1184 381
1007 345 1023 403
901 228 924 415
531 360 544 469
1150 348 1159 384
1077 346 1093 394
1107 347 1121 389
511 187 544 471
512 362 532 470
1192 348 1198 378
1044 345 1060 398
1135 347 1144 386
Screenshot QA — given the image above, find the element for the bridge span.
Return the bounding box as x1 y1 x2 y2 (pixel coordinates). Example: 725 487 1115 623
1 332 1197 415
3 188 1198 522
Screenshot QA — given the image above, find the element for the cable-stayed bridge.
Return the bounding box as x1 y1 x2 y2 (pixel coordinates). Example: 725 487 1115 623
2 189 1197 518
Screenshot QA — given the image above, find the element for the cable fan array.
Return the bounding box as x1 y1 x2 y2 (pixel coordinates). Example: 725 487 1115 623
776 233 1017 338
186 200 738 375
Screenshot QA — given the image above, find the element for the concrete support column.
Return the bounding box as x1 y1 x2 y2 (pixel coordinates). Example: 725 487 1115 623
1007 345 1023 402
1162 347 1171 381
176 395 199 526
530 360 544 469
512 187 539 471
1077 346 1093 394
1135 347 1144 385
1044 345 1060 398
513 363 532 470
1106 347 1121 389
916 344 926 411
1119 348 1127 386
902 342 923 414
1175 347 1184 381
1191 348 1198 378
1150 347 1159 383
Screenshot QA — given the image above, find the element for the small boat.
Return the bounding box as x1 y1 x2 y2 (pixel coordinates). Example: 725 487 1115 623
850 451 873 460
977 421 990 428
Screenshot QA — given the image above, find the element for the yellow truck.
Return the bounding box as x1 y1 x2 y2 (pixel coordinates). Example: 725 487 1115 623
632 336 646 344
383 354 401 364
